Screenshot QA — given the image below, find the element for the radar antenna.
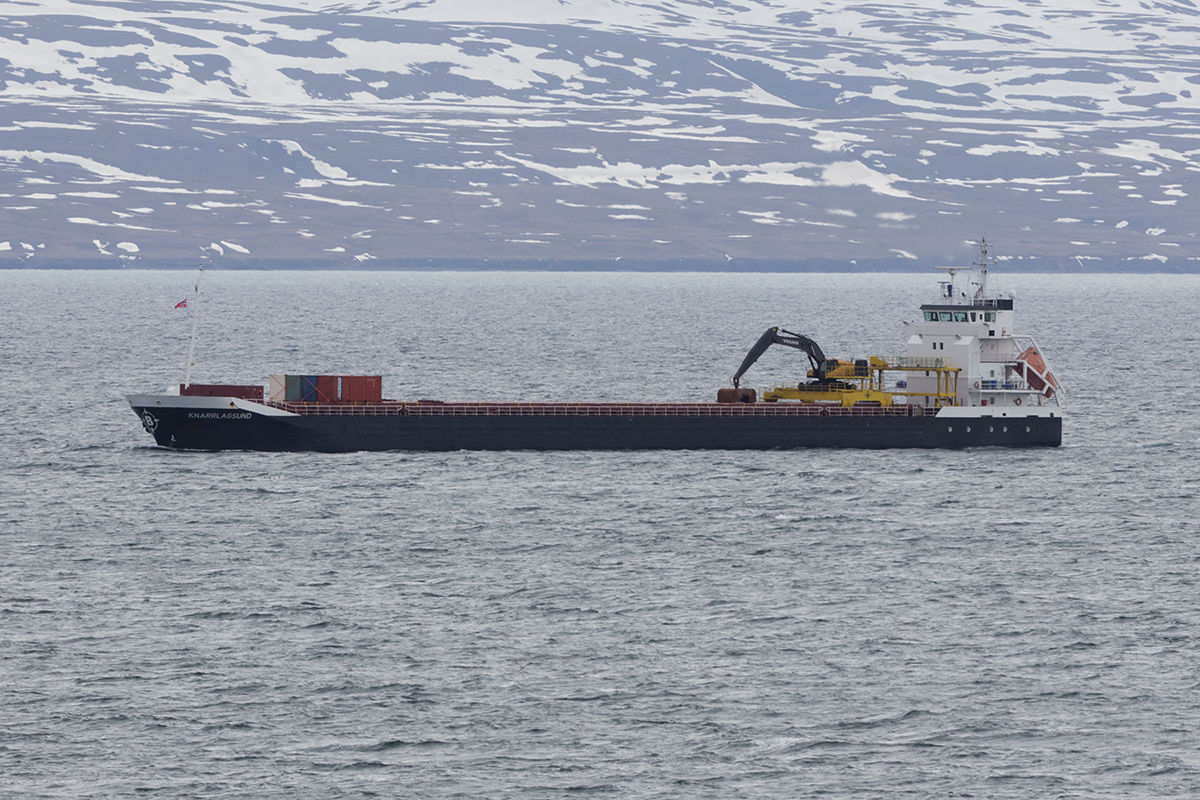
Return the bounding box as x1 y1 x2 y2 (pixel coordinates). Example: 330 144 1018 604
933 236 995 303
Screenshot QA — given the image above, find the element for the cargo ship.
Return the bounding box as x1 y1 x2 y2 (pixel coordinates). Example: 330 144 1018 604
128 240 1063 451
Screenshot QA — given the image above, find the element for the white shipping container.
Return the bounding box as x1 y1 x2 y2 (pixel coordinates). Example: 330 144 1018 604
269 374 287 402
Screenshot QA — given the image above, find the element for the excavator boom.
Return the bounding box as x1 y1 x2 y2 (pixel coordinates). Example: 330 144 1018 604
732 327 827 388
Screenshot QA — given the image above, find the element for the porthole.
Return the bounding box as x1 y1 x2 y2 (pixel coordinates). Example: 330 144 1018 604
966 426 971 433
1026 426 1031 432
947 426 953 433
1002 426 1008 433
989 426 994 433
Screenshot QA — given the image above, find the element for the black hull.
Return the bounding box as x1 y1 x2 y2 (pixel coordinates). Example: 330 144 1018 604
129 402 1062 452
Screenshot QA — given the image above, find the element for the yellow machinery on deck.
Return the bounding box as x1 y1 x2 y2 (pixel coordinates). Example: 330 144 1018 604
726 328 961 408
761 356 960 408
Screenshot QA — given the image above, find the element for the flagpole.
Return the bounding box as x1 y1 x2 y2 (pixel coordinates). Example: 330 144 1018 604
183 267 203 388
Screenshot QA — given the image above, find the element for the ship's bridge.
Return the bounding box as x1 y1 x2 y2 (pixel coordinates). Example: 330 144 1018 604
916 301 1014 335
907 301 1016 342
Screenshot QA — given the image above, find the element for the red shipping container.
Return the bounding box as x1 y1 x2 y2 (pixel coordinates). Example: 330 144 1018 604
180 384 264 400
340 375 382 403
316 375 339 403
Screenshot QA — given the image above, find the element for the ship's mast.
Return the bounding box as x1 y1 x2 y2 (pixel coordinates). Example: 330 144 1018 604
972 236 993 301
183 267 203 388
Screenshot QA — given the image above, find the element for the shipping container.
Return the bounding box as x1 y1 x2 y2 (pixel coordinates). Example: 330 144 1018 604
316 375 339 403
179 384 264 400
284 375 304 402
253 374 380 403
300 375 319 402
340 375 382 403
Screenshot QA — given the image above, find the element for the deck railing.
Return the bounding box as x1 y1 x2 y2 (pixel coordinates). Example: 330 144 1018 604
874 355 950 370
267 401 928 418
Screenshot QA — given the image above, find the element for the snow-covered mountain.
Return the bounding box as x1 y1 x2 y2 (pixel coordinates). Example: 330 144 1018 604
3 0 1200 269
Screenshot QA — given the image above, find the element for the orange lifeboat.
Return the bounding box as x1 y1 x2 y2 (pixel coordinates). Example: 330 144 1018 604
1016 347 1059 398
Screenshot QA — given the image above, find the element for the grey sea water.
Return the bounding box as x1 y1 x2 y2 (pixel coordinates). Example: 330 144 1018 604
2 269 1199 798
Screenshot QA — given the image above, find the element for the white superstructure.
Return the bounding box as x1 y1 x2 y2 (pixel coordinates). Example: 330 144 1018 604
901 238 1063 413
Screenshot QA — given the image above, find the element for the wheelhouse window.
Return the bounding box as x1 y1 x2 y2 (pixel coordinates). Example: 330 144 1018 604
924 311 938 322
939 312 952 322
984 312 996 322
970 312 977 322
954 312 968 322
